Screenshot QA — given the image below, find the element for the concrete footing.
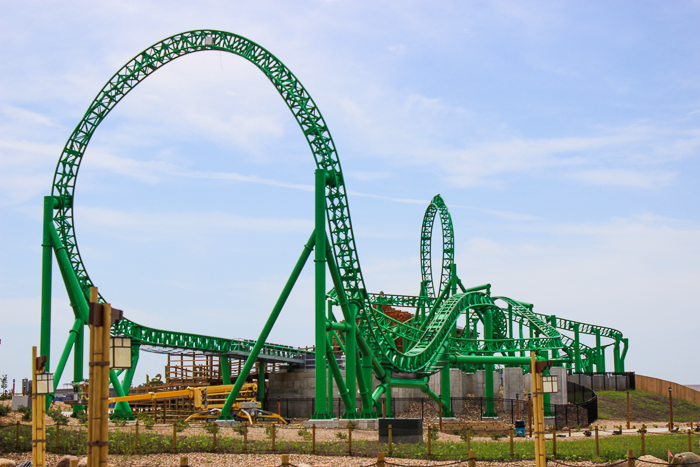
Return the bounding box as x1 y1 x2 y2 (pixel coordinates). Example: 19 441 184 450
303 418 379 430
214 420 241 427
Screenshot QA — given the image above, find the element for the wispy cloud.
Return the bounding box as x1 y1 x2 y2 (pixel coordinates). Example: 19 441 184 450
569 168 676 188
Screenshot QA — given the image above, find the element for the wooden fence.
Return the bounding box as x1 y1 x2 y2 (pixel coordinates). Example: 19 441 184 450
636 375 700 405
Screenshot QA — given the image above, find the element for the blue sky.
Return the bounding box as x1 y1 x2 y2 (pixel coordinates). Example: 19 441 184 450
1 1 699 391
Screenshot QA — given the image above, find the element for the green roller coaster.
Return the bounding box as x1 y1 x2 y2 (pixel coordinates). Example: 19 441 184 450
40 30 629 421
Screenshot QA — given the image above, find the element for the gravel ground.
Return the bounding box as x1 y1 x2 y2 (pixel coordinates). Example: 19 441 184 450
2 452 665 467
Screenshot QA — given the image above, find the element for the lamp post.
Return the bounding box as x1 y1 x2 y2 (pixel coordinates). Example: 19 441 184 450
110 336 132 370
32 346 53 467
87 286 131 467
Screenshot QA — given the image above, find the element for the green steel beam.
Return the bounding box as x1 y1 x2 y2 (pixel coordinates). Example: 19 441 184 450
219 231 316 419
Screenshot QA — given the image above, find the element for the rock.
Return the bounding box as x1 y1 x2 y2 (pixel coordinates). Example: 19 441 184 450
55 456 79 467
671 453 700 466
0 458 16 467
77 458 87 467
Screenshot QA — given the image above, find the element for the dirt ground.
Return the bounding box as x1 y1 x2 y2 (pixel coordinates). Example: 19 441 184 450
0 453 670 467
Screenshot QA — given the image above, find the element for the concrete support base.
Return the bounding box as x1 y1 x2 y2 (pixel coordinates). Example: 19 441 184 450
303 418 379 430
214 420 241 427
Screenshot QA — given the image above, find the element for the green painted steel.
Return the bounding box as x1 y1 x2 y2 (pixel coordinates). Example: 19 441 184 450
420 195 454 300
42 29 630 421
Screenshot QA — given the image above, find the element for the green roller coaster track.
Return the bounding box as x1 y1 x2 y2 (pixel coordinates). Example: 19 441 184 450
40 30 629 421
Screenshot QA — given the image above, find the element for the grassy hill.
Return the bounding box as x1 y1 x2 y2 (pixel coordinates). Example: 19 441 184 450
597 389 700 422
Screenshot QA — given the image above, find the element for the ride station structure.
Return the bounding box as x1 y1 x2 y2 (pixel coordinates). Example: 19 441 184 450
38 30 629 425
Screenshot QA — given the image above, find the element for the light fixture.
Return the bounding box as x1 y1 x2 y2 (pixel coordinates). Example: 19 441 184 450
542 375 559 394
110 336 133 370
35 372 54 395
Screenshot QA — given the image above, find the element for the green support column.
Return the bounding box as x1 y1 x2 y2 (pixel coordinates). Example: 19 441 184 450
313 169 330 419
573 323 582 373
439 264 456 417
359 352 374 418
620 338 629 372
40 196 55 371
599 347 606 373
549 316 560 359
385 385 394 418
519 321 525 358
221 356 231 386
342 302 358 419
613 339 621 373
72 322 84 413
483 307 498 418
327 300 334 416
257 361 265 408
440 364 454 417
595 329 602 372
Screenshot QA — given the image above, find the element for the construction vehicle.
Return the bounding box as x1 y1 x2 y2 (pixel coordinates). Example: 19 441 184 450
108 382 259 413
184 406 289 424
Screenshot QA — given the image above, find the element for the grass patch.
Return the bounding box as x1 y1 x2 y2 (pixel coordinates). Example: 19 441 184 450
598 390 700 422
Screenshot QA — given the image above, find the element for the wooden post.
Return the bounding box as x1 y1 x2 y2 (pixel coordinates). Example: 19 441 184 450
552 426 557 459
688 429 692 453
69 459 78 467
135 420 139 455
528 394 533 438
595 426 599 456
163 403 166 424
628 449 635 467
281 454 289 467
669 387 674 432
469 449 476 467
516 394 521 420
626 391 631 430
172 423 177 454
312 423 316 454
467 429 471 452
388 424 393 456
278 399 281 417
377 452 385 467
641 429 645 456
153 401 157 424
439 399 443 432
15 421 20 451
510 426 514 458
271 423 276 452
348 426 352 454
427 425 432 458
243 423 248 453
180 456 188 467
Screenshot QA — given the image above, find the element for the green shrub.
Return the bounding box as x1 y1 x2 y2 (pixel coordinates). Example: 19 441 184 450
0 405 11 416
335 431 347 440
490 432 505 440
583 430 592 437
297 427 312 440
174 417 189 433
429 427 439 440
47 408 69 425
17 405 31 421
347 421 358 431
204 423 219 434
143 417 155 430
232 423 246 435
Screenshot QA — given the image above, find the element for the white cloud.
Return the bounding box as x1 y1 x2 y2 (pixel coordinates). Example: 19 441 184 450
569 168 676 188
